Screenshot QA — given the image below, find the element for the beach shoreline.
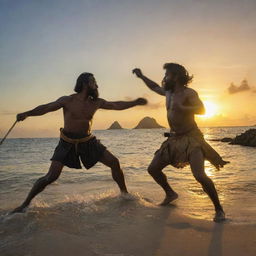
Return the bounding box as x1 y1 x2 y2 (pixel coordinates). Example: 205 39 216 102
1 193 255 256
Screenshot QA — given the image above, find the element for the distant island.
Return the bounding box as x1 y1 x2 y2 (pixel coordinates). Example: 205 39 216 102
134 117 164 129
108 121 123 130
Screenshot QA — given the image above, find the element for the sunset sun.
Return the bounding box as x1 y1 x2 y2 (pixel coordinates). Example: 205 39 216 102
201 100 219 118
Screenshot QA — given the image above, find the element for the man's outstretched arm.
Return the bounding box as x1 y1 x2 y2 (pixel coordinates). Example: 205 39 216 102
16 96 70 121
99 98 147 110
132 68 165 96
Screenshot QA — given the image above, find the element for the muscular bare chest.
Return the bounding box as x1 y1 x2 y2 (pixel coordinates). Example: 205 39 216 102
166 91 187 110
65 99 98 120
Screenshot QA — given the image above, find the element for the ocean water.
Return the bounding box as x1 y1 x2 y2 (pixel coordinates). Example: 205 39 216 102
0 127 256 254
0 126 255 223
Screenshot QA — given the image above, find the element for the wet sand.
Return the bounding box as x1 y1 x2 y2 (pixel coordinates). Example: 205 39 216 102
1 193 255 256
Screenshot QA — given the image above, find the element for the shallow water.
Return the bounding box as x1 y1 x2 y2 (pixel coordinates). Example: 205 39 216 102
0 127 255 227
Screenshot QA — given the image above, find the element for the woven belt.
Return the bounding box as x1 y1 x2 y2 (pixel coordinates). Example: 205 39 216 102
60 128 95 153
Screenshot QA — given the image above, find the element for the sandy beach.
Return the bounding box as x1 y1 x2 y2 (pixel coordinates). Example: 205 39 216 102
1 193 255 256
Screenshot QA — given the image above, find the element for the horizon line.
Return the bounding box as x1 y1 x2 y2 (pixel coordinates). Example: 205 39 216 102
1 125 255 140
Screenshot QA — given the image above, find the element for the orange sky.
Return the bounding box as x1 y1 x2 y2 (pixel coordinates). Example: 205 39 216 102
0 0 256 137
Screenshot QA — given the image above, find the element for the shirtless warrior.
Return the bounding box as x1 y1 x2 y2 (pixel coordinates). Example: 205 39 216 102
133 63 229 222
11 72 147 213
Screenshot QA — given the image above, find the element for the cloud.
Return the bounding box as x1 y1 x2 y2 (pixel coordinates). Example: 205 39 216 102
228 80 251 94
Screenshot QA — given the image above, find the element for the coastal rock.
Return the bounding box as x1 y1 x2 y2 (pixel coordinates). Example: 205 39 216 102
221 137 233 142
108 121 123 130
230 129 256 147
209 137 233 142
134 117 164 129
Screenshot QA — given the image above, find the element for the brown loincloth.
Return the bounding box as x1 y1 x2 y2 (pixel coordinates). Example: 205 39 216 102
155 128 228 169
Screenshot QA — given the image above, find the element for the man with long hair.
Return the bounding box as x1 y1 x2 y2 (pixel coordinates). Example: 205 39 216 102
133 63 228 222
11 72 147 213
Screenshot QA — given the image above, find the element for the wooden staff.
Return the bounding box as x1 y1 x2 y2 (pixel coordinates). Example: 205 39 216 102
0 120 18 145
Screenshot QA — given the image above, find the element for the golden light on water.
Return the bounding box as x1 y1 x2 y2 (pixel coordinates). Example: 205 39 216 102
201 100 219 118
204 165 214 177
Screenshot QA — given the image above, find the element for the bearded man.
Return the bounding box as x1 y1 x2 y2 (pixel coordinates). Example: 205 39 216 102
133 63 229 222
12 72 147 213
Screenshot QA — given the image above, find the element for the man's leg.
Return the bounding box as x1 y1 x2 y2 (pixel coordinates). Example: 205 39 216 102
99 150 128 193
11 160 64 213
189 149 225 221
148 153 178 205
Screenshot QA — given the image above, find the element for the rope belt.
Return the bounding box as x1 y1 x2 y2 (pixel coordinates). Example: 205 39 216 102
60 128 95 153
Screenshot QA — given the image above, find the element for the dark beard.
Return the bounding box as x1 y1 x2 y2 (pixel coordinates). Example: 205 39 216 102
88 87 99 100
162 79 176 92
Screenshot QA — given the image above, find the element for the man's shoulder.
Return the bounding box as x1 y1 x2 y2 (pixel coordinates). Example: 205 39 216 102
56 95 73 105
94 98 106 107
184 87 198 97
58 95 73 101
95 97 106 103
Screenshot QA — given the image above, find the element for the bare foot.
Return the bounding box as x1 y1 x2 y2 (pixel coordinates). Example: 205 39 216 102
213 210 226 222
159 192 178 206
120 192 136 201
9 205 28 215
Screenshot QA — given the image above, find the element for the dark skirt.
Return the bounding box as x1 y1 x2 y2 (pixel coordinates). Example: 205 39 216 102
50 130 106 169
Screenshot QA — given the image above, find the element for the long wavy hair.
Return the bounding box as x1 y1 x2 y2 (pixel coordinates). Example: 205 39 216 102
163 63 193 86
74 72 94 93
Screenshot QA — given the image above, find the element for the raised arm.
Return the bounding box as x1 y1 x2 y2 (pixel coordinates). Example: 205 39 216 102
99 98 147 110
16 96 70 121
132 68 165 96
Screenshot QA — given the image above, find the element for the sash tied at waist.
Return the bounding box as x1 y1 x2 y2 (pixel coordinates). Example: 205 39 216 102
59 128 95 154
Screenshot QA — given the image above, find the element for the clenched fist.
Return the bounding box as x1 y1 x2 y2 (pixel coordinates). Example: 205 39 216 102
135 98 147 105
132 68 144 78
16 113 28 121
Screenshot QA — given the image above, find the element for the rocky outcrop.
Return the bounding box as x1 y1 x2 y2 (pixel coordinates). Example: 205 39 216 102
230 129 256 147
221 137 233 142
210 137 233 142
209 129 256 147
134 117 164 129
108 121 123 130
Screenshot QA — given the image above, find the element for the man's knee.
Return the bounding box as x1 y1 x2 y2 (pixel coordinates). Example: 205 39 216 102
109 156 120 169
193 173 208 183
36 176 50 187
148 164 159 176
44 171 61 184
